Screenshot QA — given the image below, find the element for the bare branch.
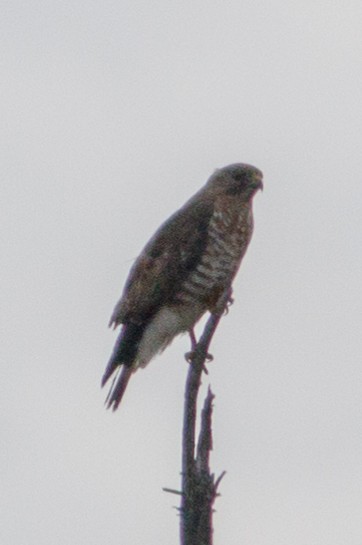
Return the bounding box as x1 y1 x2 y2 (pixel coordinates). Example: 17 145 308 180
196 387 214 474
163 487 183 496
180 289 230 545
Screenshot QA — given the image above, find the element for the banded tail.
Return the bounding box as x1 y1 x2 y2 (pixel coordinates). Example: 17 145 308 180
102 323 145 410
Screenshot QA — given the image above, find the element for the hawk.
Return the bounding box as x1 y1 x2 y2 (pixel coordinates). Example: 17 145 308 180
102 163 263 410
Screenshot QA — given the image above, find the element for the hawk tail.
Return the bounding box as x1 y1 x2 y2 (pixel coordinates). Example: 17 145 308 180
104 365 133 411
101 323 145 410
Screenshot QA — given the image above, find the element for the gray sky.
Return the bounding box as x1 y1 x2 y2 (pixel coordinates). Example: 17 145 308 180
2 1 362 544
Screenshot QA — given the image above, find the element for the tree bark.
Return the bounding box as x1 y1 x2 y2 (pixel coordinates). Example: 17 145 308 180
180 291 229 545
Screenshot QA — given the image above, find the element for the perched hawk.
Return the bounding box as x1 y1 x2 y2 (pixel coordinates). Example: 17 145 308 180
102 163 263 410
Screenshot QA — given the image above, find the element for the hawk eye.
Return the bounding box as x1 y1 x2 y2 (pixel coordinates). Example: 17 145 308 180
233 173 243 182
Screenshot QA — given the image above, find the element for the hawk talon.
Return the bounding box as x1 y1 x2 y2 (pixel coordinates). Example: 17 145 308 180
184 350 212 374
185 351 194 364
222 291 234 315
223 298 234 315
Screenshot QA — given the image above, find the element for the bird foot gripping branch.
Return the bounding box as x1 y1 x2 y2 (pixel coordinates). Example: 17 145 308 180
184 349 213 376
184 350 214 364
185 328 213 373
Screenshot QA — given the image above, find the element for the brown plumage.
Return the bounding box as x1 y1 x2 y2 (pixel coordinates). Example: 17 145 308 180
102 163 263 410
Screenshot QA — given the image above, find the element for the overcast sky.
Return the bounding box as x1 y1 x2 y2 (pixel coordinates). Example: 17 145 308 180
2 1 362 544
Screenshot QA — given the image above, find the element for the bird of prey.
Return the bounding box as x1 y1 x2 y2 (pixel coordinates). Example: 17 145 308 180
102 163 263 410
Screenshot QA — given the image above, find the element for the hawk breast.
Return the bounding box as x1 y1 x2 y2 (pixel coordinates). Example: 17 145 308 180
174 201 253 310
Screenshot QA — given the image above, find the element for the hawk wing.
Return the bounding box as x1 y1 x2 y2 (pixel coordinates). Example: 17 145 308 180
109 196 214 327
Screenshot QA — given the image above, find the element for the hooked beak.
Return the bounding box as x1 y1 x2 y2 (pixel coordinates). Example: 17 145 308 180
253 176 263 191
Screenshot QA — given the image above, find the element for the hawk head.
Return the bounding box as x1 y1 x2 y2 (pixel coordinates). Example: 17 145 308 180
207 163 263 198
